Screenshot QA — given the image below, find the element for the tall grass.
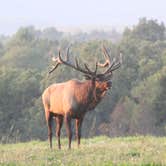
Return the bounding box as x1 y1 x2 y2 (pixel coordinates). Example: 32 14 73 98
0 136 165 166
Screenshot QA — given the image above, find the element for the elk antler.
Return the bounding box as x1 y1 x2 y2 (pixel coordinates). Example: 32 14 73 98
49 50 62 74
49 45 122 80
98 45 122 75
49 47 98 78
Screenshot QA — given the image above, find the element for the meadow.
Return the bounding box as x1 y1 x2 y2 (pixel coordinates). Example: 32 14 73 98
0 136 166 166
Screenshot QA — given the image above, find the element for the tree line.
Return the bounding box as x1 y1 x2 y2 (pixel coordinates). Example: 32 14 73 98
0 18 166 143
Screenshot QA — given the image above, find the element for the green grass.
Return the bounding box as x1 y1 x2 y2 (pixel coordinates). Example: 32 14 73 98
0 136 166 166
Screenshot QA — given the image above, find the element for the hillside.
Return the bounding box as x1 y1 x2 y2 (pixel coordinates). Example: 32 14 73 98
0 136 166 166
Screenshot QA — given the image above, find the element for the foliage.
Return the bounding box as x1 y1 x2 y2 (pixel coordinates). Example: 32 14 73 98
0 18 166 142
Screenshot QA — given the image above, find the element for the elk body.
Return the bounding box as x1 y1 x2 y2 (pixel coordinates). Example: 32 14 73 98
42 46 122 149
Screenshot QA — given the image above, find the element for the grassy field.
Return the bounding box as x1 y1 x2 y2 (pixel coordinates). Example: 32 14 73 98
0 136 166 166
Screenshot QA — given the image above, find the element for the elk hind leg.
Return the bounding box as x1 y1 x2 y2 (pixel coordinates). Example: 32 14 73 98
46 111 53 149
55 115 63 149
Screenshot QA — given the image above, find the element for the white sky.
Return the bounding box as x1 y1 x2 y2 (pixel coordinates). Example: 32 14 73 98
0 0 165 35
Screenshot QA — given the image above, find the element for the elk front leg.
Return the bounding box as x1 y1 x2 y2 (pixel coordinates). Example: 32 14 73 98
55 115 63 149
75 117 83 147
65 113 72 149
46 112 53 149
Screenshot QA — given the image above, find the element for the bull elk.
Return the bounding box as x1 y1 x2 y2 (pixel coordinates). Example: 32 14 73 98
42 46 122 149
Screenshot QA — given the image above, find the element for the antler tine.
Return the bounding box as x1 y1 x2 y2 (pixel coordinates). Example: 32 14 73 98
49 50 59 63
103 58 116 74
84 63 92 73
98 45 111 67
49 50 62 74
102 45 111 59
94 61 98 75
103 51 122 74
74 57 85 72
65 46 71 61
49 64 60 74
110 62 121 72
110 52 122 72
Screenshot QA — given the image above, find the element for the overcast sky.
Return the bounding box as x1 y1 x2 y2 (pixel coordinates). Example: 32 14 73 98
0 0 165 35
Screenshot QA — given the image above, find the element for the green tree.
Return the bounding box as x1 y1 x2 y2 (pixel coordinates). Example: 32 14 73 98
132 18 165 41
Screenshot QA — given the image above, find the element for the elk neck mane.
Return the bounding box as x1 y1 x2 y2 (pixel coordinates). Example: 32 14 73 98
69 79 103 111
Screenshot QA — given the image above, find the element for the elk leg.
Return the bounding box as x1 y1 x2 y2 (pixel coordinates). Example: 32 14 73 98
46 113 53 149
55 115 63 149
65 113 72 149
75 117 83 147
